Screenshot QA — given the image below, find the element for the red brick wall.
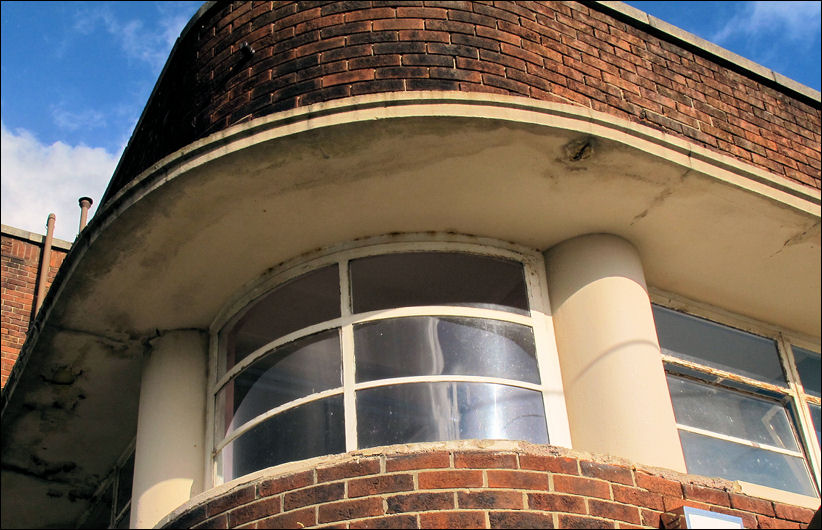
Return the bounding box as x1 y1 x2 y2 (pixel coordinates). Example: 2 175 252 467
105 1 821 205
1 232 69 388
162 445 817 529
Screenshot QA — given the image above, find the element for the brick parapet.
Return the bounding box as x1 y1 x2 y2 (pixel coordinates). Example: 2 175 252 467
103 0 821 206
0 230 70 388
162 443 818 529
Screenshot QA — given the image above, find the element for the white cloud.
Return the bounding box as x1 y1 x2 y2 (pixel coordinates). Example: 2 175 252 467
72 2 195 74
712 1 822 45
1 122 118 242
51 106 108 132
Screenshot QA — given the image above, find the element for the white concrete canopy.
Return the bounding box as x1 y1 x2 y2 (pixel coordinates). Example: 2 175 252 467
2 93 819 528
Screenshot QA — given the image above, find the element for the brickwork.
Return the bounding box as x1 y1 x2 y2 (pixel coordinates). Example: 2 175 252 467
162 445 817 529
103 0 821 205
0 231 69 388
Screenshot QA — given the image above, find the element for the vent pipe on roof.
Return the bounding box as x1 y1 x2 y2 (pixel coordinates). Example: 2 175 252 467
35 213 56 314
78 196 93 233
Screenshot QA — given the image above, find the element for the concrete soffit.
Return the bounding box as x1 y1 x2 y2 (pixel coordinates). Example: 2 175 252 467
6 91 820 408
13 92 822 382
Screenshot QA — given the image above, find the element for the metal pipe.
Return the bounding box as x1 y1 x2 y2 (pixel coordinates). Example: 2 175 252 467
35 214 56 314
78 196 93 233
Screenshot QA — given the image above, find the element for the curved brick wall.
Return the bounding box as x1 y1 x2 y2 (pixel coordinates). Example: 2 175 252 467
163 444 815 529
103 0 820 205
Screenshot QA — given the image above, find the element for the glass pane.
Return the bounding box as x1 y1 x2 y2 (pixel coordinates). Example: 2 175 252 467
217 330 341 438
350 252 529 315
357 382 548 448
653 305 785 385
354 317 538 383
115 453 134 515
810 403 820 449
678 430 817 497
219 396 345 482
792 347 821 398
667 376 799 451
220 264 340 377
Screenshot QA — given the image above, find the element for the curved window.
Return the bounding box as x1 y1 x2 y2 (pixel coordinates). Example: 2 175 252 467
211 242 566 483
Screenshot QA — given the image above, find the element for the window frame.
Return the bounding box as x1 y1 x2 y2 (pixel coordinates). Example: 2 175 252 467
75 440 135 529
206 234 571 488
650 288 821 499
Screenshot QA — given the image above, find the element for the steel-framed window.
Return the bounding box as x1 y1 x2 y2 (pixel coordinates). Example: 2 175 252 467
651 300 821 499
76 441 134 529
208 237 570 485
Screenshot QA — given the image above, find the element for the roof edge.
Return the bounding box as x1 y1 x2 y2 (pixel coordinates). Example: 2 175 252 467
1 224 73 251
592 1 821 104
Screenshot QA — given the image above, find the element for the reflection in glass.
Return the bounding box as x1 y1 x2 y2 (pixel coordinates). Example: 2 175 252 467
350 252 529 314
792 347 821 398
653 305 785 385
667 376 799 450
217 330 341 438
678 430 817 497
354 317 538 383
220 396 345 481
220 265 340 377
357 382 547 448
810 403 820 449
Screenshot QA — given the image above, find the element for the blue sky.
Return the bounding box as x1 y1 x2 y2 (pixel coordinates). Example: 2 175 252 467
1 1 820 241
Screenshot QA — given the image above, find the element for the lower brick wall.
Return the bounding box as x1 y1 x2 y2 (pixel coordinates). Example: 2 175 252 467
163 442 818 529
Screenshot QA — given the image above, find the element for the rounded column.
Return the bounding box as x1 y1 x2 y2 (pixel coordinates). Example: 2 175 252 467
130 330 208 528
544 234 686 472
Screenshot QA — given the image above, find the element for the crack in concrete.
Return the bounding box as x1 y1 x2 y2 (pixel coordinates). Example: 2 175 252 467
769 221 820 258
630 168 693 225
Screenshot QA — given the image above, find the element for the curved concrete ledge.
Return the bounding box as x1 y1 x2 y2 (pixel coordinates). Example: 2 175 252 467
103 92 820 221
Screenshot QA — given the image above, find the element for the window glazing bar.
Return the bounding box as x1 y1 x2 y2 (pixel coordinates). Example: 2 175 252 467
676 423 805 458
353 375 544 392
216 306 535 391
213 387 345 454
663 354 791 396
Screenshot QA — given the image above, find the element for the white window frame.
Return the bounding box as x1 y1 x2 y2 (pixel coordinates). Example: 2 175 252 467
650 288 821 499
206 234 571 488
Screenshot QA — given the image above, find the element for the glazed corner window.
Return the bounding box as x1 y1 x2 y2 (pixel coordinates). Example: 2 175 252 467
212 247 561 483
653 305 820 498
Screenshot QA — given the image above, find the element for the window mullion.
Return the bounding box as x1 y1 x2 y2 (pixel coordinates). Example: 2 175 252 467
778 335 822 489
340 259 358 452
526 255 572 449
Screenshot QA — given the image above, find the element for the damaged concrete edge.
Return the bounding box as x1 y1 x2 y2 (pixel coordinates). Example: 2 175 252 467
593 2 821 103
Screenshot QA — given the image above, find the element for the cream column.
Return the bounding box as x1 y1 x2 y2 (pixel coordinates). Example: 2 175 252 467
544 234 686 472
130 330 208 529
